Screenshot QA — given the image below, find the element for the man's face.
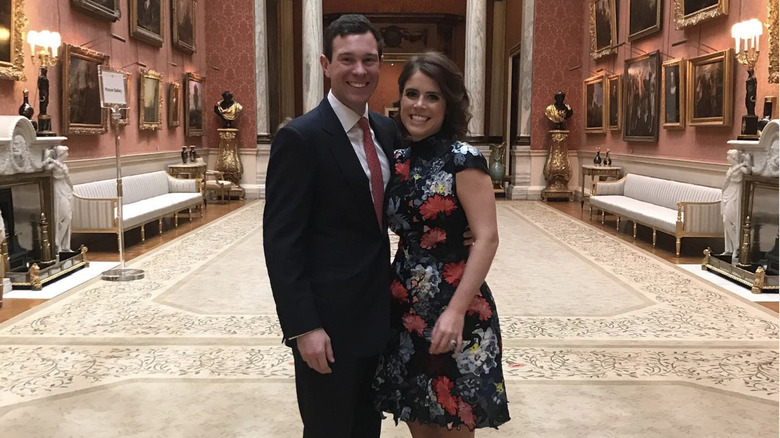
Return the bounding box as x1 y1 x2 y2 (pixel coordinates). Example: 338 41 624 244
320 32 380 115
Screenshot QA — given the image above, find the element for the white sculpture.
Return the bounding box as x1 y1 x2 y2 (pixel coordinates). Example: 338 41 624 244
43 145 73 253
721 149 752 260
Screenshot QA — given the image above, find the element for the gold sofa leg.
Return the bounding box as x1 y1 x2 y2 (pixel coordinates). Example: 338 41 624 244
589 206 593 220
616 216 620 231
652 229 657 247
633 223 637 239
188 207 193 222
174 213 179 228
675 238 681 257
158 218 163 235
601 211 605 225
140 224 145 242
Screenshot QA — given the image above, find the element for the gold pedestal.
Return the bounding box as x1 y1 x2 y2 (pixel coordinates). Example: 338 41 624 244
216 128 244 199
542 130 573 201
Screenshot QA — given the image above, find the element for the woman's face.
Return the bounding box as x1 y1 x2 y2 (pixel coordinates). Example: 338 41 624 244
400 71 446 142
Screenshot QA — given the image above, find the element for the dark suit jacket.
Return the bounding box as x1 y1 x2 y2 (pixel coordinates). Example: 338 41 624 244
263 98 402 359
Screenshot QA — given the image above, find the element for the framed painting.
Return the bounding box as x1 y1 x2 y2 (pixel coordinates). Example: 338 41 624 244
623 50 661 142
117 70 131 125
172 0 196 54
662 59 685 129
629 0 662 41
673 0 728 30
62 44 109 135
168 82 181 127
140 69 162 130
0 0 26 81
130 0 163 47
769 0 778 84
687 49 733 127
584 74 607 134
590 0 617 59
184 72 204 137
71 0 121 22
607 74 622 130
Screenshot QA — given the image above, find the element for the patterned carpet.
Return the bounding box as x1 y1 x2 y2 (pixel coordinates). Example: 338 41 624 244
0 201 776 437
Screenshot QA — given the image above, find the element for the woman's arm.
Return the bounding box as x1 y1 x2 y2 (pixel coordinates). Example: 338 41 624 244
429 168 499 355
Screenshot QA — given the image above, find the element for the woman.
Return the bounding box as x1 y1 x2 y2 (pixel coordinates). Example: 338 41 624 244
374 51 510 436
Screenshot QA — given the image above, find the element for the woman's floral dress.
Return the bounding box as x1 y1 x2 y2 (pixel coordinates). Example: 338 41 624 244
374 135 510 430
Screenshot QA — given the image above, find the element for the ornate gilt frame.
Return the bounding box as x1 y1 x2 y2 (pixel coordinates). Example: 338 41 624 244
607 74 622 131
129 0 164 47
590 0 617 60
673 0 728 30
139 69 163 130
172 0 196 54
584 74 607 134
184 72 204 137
116 70 131 126
628 0 662 42
70 0 121 22
686 49 733 127
168 82 181 127
62 44 109 135
662 58 686 129
768 0 778 84
0 0 27 81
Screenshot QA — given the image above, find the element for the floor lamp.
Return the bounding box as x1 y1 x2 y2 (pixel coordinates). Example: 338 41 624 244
97 66 144 282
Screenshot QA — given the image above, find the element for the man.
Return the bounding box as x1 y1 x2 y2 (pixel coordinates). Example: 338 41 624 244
263 14 401 438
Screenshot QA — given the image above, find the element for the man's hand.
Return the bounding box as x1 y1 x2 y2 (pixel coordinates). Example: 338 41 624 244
296 328 335 374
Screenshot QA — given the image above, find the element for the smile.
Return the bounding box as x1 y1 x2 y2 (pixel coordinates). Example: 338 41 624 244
410 115 429 122
347 82 368 88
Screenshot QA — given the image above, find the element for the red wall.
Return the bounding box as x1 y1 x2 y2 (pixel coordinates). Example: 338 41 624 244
204 0 257 149
530 0 586 151
582 0 774 163
0 0 208 160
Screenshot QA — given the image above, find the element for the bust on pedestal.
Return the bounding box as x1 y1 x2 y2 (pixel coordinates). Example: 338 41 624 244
214 91 245 198
542 92 574 201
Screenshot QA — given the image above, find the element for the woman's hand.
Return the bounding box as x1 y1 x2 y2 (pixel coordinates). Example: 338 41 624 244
429 307 465 355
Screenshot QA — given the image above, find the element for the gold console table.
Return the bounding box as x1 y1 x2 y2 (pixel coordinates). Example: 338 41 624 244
168 162 206 180
580 165 621 208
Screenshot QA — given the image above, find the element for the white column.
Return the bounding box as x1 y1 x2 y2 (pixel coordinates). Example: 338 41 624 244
489 0 506 137
465 0 487 137
254 0 270 138
519 0 535 137
302 0 323 113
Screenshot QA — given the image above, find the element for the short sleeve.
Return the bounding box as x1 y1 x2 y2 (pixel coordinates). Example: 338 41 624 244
451 141 489 174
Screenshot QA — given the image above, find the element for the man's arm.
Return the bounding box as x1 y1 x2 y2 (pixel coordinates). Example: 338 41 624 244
263 125 321 341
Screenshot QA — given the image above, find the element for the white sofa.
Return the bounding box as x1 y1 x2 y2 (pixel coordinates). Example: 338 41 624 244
590 174 723 256
73 171 203 244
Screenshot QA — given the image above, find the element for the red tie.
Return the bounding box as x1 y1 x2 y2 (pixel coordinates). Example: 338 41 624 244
358 117 384 228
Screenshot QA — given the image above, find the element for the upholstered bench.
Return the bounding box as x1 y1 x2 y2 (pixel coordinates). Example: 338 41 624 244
72 171 203 245
590 174 723 256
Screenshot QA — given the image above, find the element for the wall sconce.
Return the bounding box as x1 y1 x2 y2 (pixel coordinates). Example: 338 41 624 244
731 19 763 140
26 30 61 137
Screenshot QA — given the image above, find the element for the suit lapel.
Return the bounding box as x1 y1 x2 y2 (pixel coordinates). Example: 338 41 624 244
317 100 376 221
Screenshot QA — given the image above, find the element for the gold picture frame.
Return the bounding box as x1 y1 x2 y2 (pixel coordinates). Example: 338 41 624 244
71 0 121 22
168 82 181 127
768 0 778 84
624 51 661 142
62 44 109 135
0 0 27 81
129 0 163 47
687 49 733 127
172 0 196 54
673 0 728 30
139 69 163 130
607 74 622 131
184 72 204 137
628 0 662 42
584 74 607 134
116 70 131 126
662 59 686 129
590 0 617 60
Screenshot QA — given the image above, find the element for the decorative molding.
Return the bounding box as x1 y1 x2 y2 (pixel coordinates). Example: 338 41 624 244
673 0 728 30
768 0 779 84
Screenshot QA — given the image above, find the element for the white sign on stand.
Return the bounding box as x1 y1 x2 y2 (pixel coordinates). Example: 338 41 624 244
98 65 128 109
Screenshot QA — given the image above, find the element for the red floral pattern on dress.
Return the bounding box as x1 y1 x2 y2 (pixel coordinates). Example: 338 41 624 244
420 227 447 249
395 161 410 182
403 312 426 336
467 295 493 321
433 376 458 415
419 195 457 220
458 400 477 430
391 279 408 303
443 260 466 286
